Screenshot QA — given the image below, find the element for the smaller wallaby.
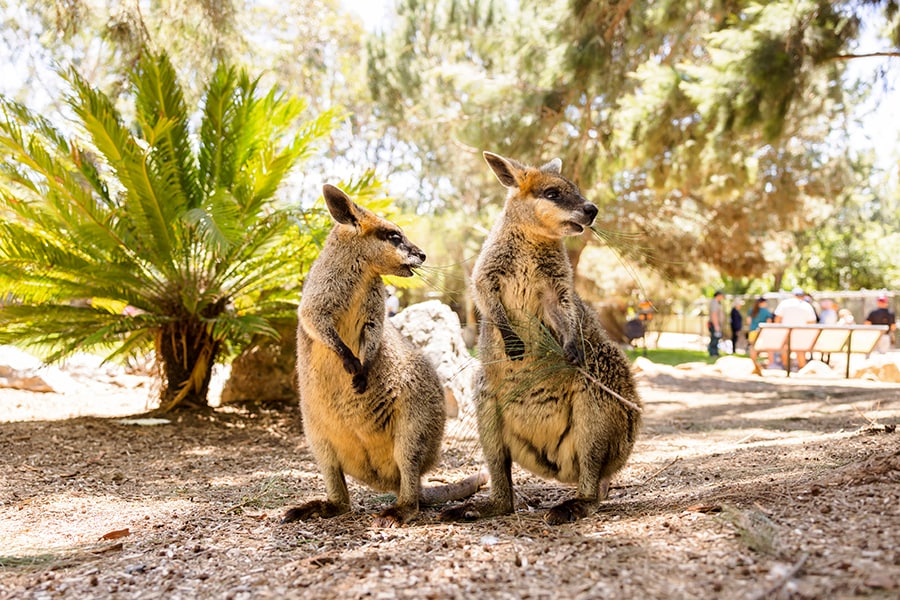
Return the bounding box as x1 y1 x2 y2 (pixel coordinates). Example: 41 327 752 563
440 152 643 525
284 184 484 527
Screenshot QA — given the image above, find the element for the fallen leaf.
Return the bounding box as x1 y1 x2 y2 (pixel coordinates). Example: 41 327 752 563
100 528 131 541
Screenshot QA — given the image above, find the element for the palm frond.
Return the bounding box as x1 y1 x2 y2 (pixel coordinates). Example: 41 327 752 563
0 304 166 362
131 52 201 210
66 68 178 268
1 47 354 409
182 189 244 255
197 64 240 196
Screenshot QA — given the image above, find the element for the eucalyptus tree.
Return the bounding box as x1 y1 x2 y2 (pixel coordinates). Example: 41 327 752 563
0 50 342 411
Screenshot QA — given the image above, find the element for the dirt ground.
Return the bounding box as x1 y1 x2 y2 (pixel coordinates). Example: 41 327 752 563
1 361 898 599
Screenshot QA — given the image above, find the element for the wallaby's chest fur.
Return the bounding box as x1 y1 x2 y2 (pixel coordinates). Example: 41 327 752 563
474 223 625 483
476 226 573 348
297 242 444 490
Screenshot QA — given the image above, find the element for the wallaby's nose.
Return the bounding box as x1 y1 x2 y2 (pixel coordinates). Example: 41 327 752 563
584 203 598 223
412 247 426 263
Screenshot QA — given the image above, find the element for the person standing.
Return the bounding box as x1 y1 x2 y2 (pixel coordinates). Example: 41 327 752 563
865 294 896 354
774 287 818 369
385 285 400 317
818 299 838 325
747 297 774 375
708 290 725 357
729 299 744 354
838 308 855 324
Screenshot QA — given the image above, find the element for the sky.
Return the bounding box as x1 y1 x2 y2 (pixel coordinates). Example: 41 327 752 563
342 0 393 32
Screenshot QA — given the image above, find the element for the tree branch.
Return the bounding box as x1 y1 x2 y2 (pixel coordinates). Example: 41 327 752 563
829 51 900 61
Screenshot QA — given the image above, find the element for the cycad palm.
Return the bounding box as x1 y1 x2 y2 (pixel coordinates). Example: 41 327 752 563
0 51 340 411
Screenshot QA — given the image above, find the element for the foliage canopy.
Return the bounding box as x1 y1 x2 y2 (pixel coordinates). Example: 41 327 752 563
367 0 900 292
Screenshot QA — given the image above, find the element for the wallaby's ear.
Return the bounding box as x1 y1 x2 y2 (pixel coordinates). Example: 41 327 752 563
323 184 359 227
483 151 524 188
540 158 562 174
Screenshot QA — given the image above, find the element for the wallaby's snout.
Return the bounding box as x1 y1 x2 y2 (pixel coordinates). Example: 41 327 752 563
395 240 425 276
406 244 425 267
582 203 598 224
568 202 598 233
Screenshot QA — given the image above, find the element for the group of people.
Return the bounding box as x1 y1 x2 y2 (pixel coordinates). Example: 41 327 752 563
708 289 897 372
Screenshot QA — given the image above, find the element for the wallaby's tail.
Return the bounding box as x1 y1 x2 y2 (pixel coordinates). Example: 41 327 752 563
421 469 489 505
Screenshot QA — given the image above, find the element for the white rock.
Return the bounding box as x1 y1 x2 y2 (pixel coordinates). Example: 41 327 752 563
391 300 479 419
797 360 840 378
631 356 660 374
0 345 43 371
711 355 757 377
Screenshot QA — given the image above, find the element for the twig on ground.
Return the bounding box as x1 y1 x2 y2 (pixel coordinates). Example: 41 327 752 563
629 456 681 487
850 400 879 428
750 553 808 600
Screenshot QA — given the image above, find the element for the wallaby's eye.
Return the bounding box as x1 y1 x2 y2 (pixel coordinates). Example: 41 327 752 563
376 229 404 245
544 188 561 201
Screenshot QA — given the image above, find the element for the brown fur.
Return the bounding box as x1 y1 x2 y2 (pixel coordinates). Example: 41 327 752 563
283 184 484 527
440 152 643 525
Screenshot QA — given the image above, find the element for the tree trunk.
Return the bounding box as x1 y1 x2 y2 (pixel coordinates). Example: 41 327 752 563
156 320 219 412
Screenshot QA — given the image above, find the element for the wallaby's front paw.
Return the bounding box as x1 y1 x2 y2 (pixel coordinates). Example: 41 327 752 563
281 500 349 523
501 331 525 360
563 339 584 366
498 324 525 360
505 341 525 360
352 372 368 394
340 352 363 376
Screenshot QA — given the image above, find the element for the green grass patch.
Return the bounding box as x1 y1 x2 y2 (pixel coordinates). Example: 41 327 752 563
626 347 718 366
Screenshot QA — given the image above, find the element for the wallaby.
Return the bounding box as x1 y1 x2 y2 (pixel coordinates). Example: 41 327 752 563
284 184 485 527
440 152 643 525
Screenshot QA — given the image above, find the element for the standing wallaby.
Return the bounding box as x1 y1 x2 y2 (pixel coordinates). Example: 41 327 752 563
440 152 643 525
284 184 484 527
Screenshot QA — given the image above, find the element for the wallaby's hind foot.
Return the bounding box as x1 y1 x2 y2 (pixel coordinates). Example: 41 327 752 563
545 498 600 525
371 503 417 528
281 500 349 523
599 477 611 501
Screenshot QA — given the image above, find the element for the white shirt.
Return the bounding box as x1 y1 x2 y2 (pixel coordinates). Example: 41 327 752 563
774 296 817 325
386 294 400 316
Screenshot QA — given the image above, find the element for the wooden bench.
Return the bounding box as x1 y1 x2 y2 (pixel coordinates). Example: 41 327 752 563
753 323 890 378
